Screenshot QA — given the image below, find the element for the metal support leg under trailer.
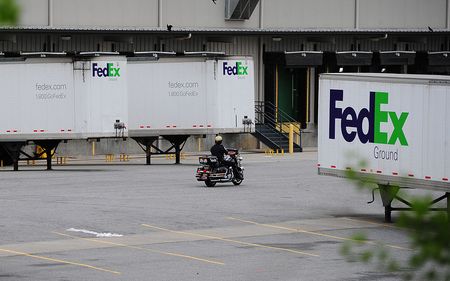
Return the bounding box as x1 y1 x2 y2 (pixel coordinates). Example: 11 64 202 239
133 137 159 165
0 140 61 171
34 140 61 170
377 185 450 223
0 142 26 171
133 135 189 165
163 135 189 164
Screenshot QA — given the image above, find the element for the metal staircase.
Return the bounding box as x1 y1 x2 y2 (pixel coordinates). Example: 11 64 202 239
253 101 303 152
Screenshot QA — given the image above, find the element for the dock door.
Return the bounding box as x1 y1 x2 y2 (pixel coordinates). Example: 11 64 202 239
264 52 322 129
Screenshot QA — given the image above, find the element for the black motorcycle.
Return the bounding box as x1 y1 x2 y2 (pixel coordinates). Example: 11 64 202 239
195 149 244 187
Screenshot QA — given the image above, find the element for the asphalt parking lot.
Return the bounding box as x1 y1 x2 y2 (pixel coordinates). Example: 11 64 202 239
0 151 431 281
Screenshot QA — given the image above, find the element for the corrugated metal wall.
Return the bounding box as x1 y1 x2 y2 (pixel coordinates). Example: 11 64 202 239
1 33 447 53
263 36 448 52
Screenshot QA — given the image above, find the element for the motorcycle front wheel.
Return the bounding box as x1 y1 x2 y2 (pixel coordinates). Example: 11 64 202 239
232 178 242 185
205 180 216 187
232 173 243 185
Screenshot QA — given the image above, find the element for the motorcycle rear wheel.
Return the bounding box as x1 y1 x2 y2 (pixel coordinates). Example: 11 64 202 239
205 180 216 187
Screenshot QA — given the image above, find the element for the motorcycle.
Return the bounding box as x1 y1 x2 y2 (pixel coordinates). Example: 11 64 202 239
195 149 244 187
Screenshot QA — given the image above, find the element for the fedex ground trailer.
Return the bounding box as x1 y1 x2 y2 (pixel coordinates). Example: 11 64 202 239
127 56 255 164
318 73 450 221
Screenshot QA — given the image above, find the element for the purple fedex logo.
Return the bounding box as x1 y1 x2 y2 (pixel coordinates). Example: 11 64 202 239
329 89 409 146
92 63 121 78
223 61 249 76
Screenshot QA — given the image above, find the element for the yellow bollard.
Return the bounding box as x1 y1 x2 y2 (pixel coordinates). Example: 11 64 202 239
105 154 114 162
197 138 202 152
56 157 67 165
92 141 96 156
166 154 176 160
289 124 294 154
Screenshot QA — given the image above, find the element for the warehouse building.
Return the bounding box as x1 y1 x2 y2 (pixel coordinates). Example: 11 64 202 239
1 0 450 155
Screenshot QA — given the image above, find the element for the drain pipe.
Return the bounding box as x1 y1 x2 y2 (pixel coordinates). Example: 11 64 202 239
48 0 53 26
258 0 264 102
158 0 163 28
447 0 450 30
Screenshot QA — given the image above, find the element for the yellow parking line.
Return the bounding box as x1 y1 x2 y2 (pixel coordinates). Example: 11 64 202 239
340 217 401 229
53 232 224 266
226 217 411 251
142 224 318 257
0 248 120 275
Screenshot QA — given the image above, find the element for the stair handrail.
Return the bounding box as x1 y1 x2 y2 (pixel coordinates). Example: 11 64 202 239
255 101 302 147
263 101 301 130
253 108 285 150
254 101 302 150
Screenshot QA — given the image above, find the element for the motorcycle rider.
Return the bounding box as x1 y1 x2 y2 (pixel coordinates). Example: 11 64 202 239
210 135 242 180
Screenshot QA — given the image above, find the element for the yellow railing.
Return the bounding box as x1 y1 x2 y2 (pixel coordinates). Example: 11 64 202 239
275 122 301 146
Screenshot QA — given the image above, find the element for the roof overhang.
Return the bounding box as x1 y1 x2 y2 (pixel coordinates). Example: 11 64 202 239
0 26 449 36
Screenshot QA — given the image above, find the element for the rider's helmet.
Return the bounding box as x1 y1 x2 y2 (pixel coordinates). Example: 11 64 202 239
215 135 223 144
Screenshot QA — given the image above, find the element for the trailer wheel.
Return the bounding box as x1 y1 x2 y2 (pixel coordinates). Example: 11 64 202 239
205 180 216 187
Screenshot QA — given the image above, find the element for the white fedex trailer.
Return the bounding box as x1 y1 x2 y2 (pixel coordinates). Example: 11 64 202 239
0 58 77 140
127 57 254 136
127 56 255 164
74 56 128 138
0 55 128 170
318 73 450 221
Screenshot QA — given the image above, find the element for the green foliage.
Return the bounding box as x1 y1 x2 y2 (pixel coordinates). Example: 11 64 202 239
396 197 450 280
0 0 19 26
342 158 450 280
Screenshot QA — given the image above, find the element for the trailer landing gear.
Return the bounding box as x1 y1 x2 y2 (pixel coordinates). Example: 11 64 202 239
0 140 61 171
377 185 450 223
133 135 189 165
34 140 61 170
1 142 26 171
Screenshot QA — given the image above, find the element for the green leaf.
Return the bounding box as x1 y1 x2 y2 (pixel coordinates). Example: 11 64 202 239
0 0 20 26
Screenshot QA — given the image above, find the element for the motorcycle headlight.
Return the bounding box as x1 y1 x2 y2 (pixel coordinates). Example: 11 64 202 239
238 157 243 161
